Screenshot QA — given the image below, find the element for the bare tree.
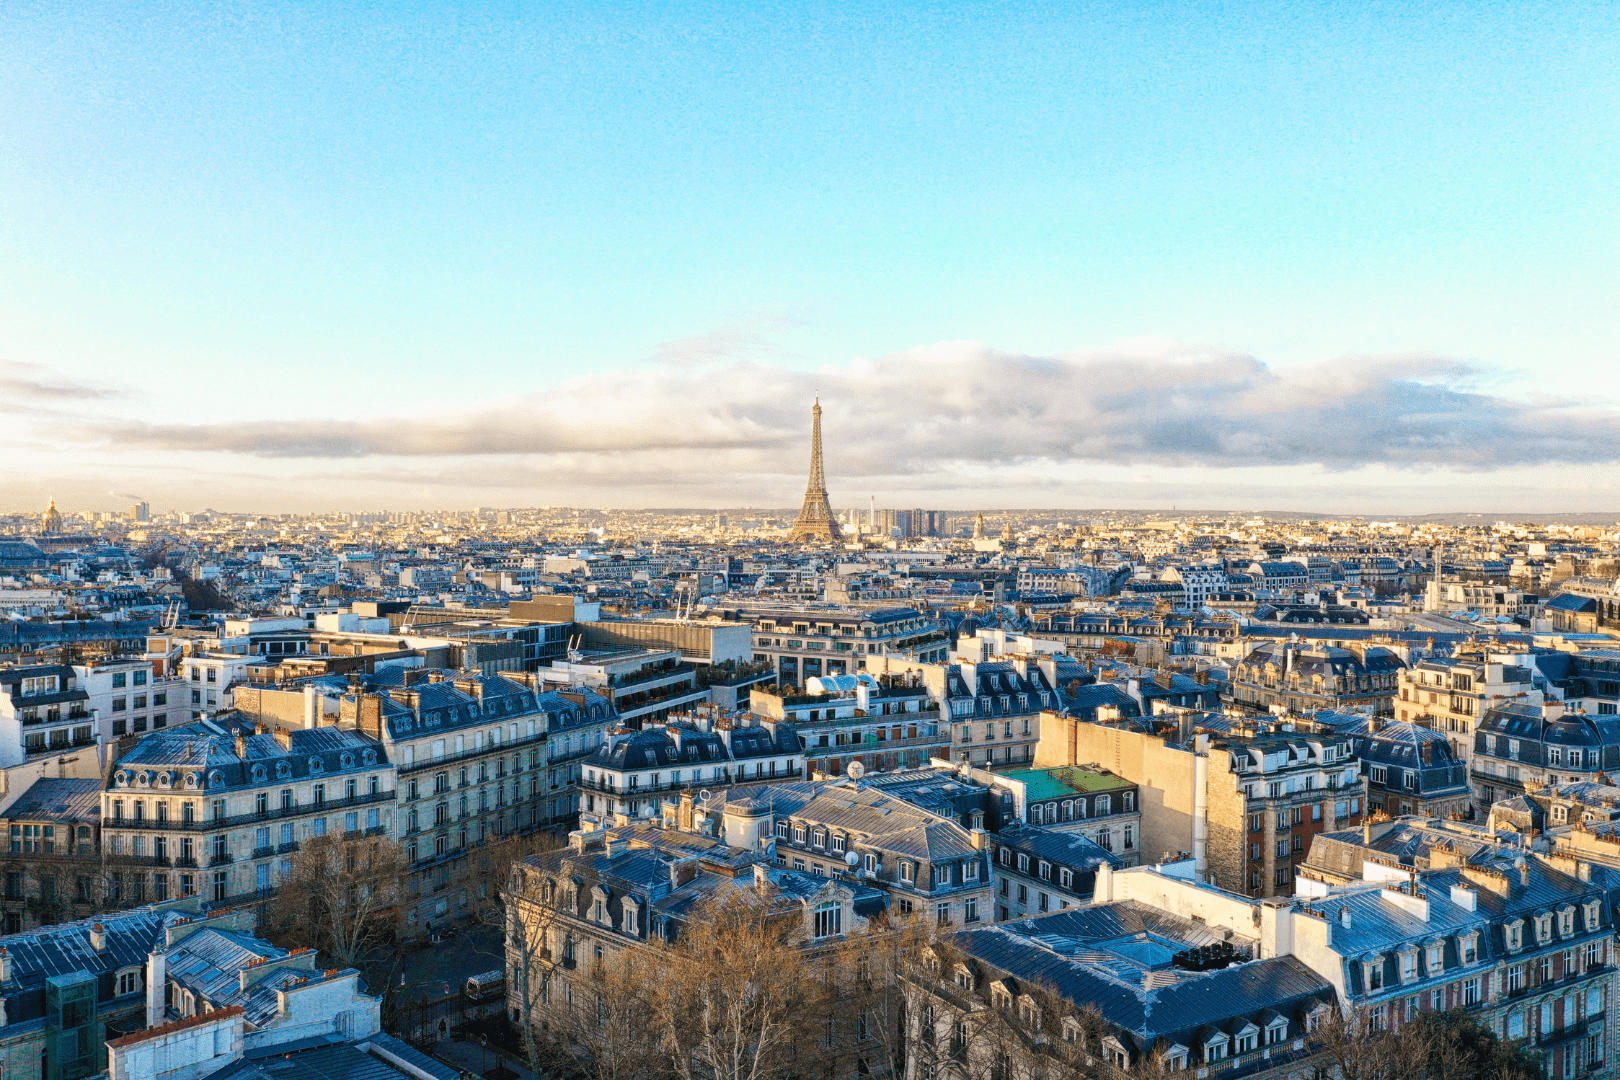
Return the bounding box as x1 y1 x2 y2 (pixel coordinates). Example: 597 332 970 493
1312 1008 1542 1080
265 832 406 968
642 888 827 1080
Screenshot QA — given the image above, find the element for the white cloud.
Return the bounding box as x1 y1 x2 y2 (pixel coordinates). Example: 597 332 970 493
85 340 1620 478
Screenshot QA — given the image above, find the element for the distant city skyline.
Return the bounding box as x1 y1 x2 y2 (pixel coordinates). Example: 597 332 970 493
3 2 1617 513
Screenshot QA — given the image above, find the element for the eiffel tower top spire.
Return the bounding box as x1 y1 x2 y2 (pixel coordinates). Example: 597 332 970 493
806 398 827 493
789 398 840 544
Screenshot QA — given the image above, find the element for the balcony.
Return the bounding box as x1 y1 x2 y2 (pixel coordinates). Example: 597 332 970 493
399 730 548 774
579 768 804 799
1538 1019 1589 1048
410 847 466 871
111 790 395 832
251 845 274 860
209 853 234 867
548 741 600 765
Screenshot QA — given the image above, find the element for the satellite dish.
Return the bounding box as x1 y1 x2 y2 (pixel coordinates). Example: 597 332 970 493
846 761 866 781
844 851 860 867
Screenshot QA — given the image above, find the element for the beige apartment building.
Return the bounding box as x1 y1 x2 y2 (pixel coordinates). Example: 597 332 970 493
1035 710 1364 897
1394 656 1542 770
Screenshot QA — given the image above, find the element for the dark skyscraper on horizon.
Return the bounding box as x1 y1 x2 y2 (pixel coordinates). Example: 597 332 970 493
788 398 841 544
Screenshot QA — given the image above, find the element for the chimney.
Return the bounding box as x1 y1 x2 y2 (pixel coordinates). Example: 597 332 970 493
970 828 988 850
303 685 318 729
90 923 107 952
1339 906 1351 929
753 863 770 891
1519 861 1530 887
0 946 10 984
146 950 166 1028
604 837 626 859
233 733 247 760
679 791 695 832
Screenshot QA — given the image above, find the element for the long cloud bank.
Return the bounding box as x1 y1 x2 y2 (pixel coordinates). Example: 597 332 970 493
90 341 1620 476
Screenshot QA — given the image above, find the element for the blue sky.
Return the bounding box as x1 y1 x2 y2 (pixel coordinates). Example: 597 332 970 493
3 1 1618 513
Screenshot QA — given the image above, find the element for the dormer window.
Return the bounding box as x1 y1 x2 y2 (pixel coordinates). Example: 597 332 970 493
1203 1033 1229 1063
622 898 640 936
953 965 973 990
1425 943 1444 975
1560 907 1576 937
1364 955 1385 991
1234 1023 1259 1055
831 834 846 854
1460 932 1479 965
1536 915 1553 944
900 862 915 884
1164 1045 1189 1071
1265 1016 1288 1045
793 823 808 843
776 821 789 839
1505 919 1525 952
1398 948 1418 983
963 861 980 882
999 847 1012 867
1585 901 1603 931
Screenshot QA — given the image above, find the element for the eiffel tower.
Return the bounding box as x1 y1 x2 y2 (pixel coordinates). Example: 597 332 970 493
788 398 841 544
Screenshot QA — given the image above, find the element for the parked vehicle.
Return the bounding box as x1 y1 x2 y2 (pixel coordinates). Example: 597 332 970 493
465 970 506 1002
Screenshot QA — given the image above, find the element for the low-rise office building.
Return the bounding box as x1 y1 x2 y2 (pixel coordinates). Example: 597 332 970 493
752 675 946 778
0 665 97 766
745 607 949 686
